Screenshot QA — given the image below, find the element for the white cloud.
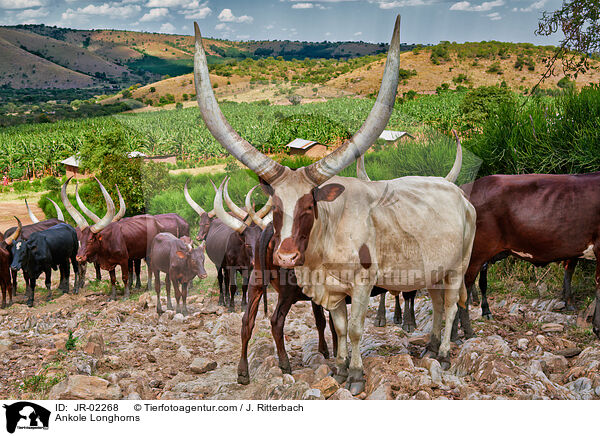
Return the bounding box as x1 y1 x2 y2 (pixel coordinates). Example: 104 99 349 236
145 0 192 7
265 24 274 29
16 7 48 19
183 6 211 18
292 2 313 8
215 22 230 31
159 22 176 33
236 34 249 39
354 31 362 36
139 7 168 21
61 3 141 20
487 11 501 20
377 0 428 8
0 0 44 9
449 0 503 11
518 0 546 12
218 8 253 23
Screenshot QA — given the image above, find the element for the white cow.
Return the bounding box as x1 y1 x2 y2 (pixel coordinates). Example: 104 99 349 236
192 15 476 394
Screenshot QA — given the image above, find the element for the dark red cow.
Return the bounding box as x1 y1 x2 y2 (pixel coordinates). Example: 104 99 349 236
456 173 600 338
0 227 18 308
149 233 207 315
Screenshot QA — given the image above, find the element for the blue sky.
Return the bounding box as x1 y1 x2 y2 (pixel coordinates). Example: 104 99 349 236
0 0 564 45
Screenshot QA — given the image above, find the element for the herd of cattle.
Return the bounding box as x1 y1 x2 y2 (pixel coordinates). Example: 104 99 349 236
0 16 598 396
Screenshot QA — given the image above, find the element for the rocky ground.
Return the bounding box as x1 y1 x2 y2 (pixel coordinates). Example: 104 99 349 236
0 269 599 401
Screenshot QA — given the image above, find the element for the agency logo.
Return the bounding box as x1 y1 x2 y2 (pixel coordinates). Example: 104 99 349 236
3 402 50 434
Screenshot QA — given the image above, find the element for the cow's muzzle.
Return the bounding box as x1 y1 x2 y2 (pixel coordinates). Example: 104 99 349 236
274 249 303 268
76 255 86 263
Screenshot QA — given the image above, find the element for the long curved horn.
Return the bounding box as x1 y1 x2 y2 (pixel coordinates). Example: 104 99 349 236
444 130 462 184
194 23 286 184
4 217 21 245
47 198 64 221
224 178 248 220
245 185 269 230
184 179 216 218
303 16 401 186
76 182 100 224
256 195 272 219
61 177 88 230
214 178 246 234
89 178 115 234
356 155 371 181
25 199 39 223
113 185 126 222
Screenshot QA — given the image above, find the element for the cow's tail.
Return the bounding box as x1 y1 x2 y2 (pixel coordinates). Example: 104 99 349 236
445 130 462 184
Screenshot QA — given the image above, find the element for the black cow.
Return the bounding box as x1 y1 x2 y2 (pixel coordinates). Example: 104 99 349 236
10 222 79 307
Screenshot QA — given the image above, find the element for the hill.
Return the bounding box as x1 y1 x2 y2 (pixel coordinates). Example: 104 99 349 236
106 41 600 110
0 24 393 90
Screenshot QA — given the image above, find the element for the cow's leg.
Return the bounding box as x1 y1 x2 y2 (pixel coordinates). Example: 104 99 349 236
121 262 130 300
27 277 36 307
241 271 249 312
426 289 443 356
134 259 142 290
165 273 173 311
109 269 117 300
94 262 102 281
330 301 348 385
345 284 372 395
438 284 462 370
71 257 79 294
11 269 17 295
563 259 578 311
145 258 152 291
181 282 189 316
394 294 402 325
402 290 417 332
227 267 237 312
217 268 226 306
44 268 52 301
329 311 338 358
311 301 329 359
154 270 163 314
1 282 5 309
593 246 600 339
127 259 134 288
173 279 182 314
270 292 295 375
238 271 264 384
479 263 492 320
374 292 386 327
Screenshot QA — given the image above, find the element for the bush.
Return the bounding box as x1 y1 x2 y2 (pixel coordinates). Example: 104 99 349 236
459 85 515 127
78 122 130 171
288 95 302 106
42 176 61 191
486 61 503 74
8 166 24 180
12 180 29 192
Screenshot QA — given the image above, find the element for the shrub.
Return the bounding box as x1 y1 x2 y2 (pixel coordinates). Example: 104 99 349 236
12 180 29 192
288 95 302 106
8 166 24 180
486 62 503 74
459 85 515 126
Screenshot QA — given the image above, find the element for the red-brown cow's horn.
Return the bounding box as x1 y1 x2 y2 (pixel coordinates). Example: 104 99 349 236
184 179 215 218
193 23 285 185
47 198 65 221
76 181 100 223
214 178 246 234
194 16 400 186
245 186 269 230
90 178 115 234
304 15 401 186
356 155 371 181
25 199 39 223
444 130 462 184
61 178 88 231
224 178 248 221
113 185 126 221
4 217 21 245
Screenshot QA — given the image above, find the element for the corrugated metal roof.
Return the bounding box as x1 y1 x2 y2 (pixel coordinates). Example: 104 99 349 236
379 130 414 141
128 151 147 158
286 138 320 150
60 155 81 167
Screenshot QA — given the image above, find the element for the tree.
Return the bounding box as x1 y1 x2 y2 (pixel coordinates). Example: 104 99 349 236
535 0 600 90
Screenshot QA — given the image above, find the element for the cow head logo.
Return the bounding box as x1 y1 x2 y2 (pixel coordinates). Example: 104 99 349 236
3 402 50 433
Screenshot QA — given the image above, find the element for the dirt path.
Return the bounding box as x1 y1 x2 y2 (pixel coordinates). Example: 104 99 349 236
0 198 45 233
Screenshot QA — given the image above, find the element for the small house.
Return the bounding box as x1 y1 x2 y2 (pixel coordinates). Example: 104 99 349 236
285 138 329 159
379 130 414 145
60 154 85 179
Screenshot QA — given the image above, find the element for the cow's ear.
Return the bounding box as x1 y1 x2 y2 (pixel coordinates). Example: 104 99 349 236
176 251 186 259
313 183 345 203
259 177 274 196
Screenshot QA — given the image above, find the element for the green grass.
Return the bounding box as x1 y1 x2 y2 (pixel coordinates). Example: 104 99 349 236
19 374 64 394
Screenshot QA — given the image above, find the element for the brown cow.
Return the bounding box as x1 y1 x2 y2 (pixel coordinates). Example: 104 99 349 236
149 233 207 315
0 225 19 308
456 173 600 339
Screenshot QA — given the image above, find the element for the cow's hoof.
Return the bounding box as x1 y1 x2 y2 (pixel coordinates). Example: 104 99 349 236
319 347 330 360
279 361 292 375
593 326 599 340
394 316 402 325
237 373 250 385
482 313 493 320
46 294 52 301
0 303 5 309
348 381 365 396
26 299 33 308
437 356 451 371
241 304 247 312
566 305 576 312
402 322 415 333
374 317 386 328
